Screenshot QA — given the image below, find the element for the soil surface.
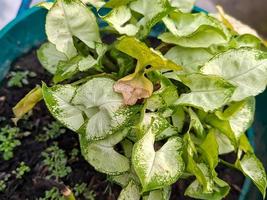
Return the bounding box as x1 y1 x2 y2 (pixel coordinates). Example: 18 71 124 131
0 50 245 199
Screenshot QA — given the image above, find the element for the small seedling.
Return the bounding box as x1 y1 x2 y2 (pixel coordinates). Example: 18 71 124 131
42 143 71 179
0 173 11 193
39 187 65 200
7 70 36 88
73 183 96 200
69 148 79 162
12 161 30 179
37 121 66 142
0 180 6 193
0 125 21 160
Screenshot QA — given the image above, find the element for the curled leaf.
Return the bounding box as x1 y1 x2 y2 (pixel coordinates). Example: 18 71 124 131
116 36 182 72
12 86 43 124
114 72 153 105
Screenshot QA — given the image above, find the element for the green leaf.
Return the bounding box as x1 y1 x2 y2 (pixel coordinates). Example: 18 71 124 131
171 106 185 132
200 129 219 171
216 97 255 139
215 130 234 155
140 113 176 140
132 129 184 192
188 108 204 138
143 187 171 200
130 0 173 37
121 139 134 158
184 134 214 192
46 0 101 58
72 78 136 140
146 76 178 111
78 54 98 71
205 114 237 147
103 0 173 38
175 73 235 112
118 180 141 200
159 11 230 48
236 154 267 198
53 43 107 83
109 48 135 78
103 6 139 36
43 78 137 140
53 55 84 83
202 48 267 101
239 134 254 153
105 0 136 8
116 36 182 72
42 83 84 132
12 86 43 124
169 0 195 13
37 42 68 74
185 177 230 200
231 34 262 49
165 46 214 72
110 166 140 187
79 129 130 175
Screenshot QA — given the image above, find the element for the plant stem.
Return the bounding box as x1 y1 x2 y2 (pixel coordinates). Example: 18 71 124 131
219 159 239 170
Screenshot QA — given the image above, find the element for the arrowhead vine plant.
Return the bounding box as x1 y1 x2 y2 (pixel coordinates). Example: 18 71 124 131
13 0 267 199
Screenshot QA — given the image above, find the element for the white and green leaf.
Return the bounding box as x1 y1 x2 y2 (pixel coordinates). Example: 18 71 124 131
42 83 84 132
37 42 68 74
215 97 255 139
236 153 267 198
72 78 136 140
202 48 267 101
143 187 171 200
103 6 139 36
159 11 230 48
140 113 177 140
80 129 130 175
175 73 235 112
46 0 101 58
43 78 137 140
215 130 235 155
118 180 141 200
132 129 184 192
185 177 230 200
169 0 195 13
165 46 214 72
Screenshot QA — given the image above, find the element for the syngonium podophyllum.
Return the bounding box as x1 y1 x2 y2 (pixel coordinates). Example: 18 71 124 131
13 0 267 199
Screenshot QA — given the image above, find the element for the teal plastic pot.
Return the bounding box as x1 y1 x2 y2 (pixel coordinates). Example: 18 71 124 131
0 5 266 200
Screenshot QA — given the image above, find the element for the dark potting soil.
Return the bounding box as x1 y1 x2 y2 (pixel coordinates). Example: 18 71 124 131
0 50 245 200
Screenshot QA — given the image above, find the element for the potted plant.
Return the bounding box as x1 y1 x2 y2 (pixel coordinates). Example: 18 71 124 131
0 0 266 199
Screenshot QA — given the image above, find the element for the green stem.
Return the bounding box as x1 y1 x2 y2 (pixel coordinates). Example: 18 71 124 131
219 159 239 170
71 73 116 86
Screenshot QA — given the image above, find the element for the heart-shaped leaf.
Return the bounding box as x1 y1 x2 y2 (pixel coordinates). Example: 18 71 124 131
132 128 184 192
37 42 68 74
42 83 84 132
80 129 130 175
43 78 138 140
46 0 101 58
